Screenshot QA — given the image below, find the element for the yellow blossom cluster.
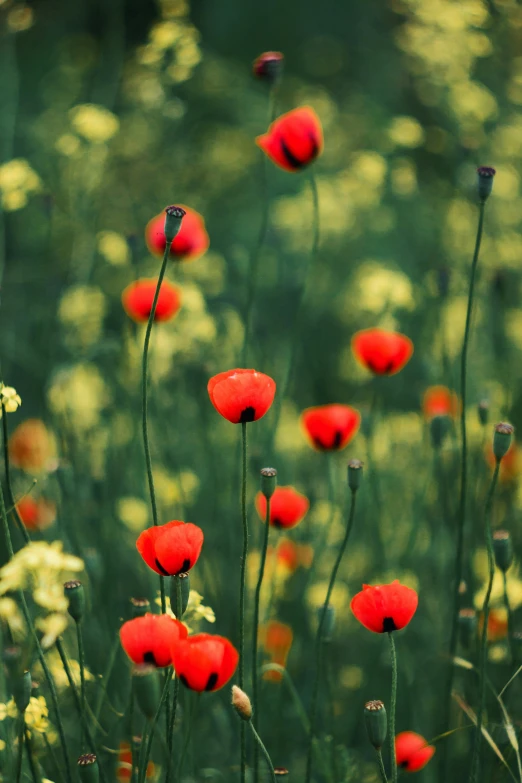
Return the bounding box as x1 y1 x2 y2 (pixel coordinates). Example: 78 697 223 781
0 158 41 211
155 589 215 632
58 285 108 351
0 695 50 733
47 363 111 433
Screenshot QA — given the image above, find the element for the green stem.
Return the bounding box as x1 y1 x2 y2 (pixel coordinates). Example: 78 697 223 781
94 633 120 725
76 621 87 749
305 487 358 783
138 670 171 783
469 460 501 783
388 633 398 783
503 571 515 665
141 242 170 614
252 496 270 783
376 749 389 783
1 406 29 544
248 721 276 783
166 578 182 783
176 692 200 779
43 733 65 783
239 421 248 783
129 689 137 783
25 727 41 783
15 717 24 783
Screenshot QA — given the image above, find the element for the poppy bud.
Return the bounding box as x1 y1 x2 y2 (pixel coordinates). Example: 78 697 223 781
3 646 23 678
478 400 489 426
364 700 387 750
164 206 186 244
253 51 284 84
13 670 31 713
493 531 513 573
348 459 363 492
170 573 190 618
458 608 477 649
429 415 451 449
77 754 100 783
231 685 253 721
132 665 161 721
260 467 278 500
493 422 514 461
318 605 336 642
477 166 496 203
131 597 150 618
64 580 85 622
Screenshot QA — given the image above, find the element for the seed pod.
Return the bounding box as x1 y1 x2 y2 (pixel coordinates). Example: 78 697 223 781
493 531 513 573
458 608 477 650
260 467 278 500
164 206 186 244
130 597 150 618
477 166 496 203
478 400 489 426
348 459 363 492
274 769 289 778
13 670 31 713
77 754 100 783
132 665 161 721
170 574 190 619
253 52 284 84
493 422 514 461
64 580 85 622
364 700 387 750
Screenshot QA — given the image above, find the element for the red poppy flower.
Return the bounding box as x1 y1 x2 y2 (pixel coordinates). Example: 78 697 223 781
485 440 519 483
171 633 239 692
253 51 284 82
9 419 56 474
117 742 155 782
145 205 209 262
136 521 204 577
422 386 459 420
301 404 360 451
261 621 293 682
16 497 56 531
121 278 181 323
256 107 323 172
350 581 418 633
120 613 187 668
208 368 276 424
352 329 413 376
395 732 435 772
255 486 309 529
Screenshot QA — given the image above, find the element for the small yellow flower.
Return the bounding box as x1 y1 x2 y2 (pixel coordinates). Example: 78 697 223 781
0 384 21 413
69 104 120 143
36 613 68 650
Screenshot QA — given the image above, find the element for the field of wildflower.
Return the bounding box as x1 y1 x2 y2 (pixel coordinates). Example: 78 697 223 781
2 0 522 781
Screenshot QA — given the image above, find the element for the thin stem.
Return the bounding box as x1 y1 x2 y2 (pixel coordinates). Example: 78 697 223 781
138 670 171 783
503 571 515 665
176 692 201 779
469 460 501 783
141 241 171 613
239 421 248 783
25 727 41 783
252 496 271 783
388 633 398 783
248 722 276 783
15 717 24 783
76 621 87 749
305 488 358 783
94 633 120 724
129 690 137 783
166 578 182 783
2 407 29 544
376 749 389 783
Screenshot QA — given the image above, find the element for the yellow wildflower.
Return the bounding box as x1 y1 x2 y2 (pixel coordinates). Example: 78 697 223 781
69 105 120 143
0 384 21 413
97 231 130 266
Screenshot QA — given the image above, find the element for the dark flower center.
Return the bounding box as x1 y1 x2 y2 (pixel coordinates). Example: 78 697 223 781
280 134 318 169
382 617 397 632
240 407 256 423
143 651 157 665
155 558 170 576
272 518 283 529
365 358 395 374
176 558 191 576
179 674 189 688
205 672 219 691
332 430 342 449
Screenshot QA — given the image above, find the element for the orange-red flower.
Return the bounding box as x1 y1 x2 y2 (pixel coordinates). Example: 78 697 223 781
255 486 309 529
268 539 314 573
9 419 56 474
485 440 520 483
136 521 204 577
352 329 413 376
395 732 435 772
253 51 284 82
120 614 187 668
117 742 155 782
171 633 239 692
256 107 323 172
301 404 360 451
145 205 209 262
261 621 293 681
351 581 418 633
422 386 459 420
16 497 56 531
208 368 276 424
121 278 181 323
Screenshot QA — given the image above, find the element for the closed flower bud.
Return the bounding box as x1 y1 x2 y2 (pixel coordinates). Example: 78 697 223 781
458 608 477 649
253 51 284 84
477 166 496 202
493 422 514 461
132 665 161 721
430 415 451 449
3 646 23 678
364 700 387 750
260 467 278 499
493 531 513 573
231 685 252 721
318 605 336 642
478 400 489 426
348 459 363 492
77 754 100 783
164 206 186 244
13 670 31 713
64 580 85 622
130 597 150 618
170 573 190 618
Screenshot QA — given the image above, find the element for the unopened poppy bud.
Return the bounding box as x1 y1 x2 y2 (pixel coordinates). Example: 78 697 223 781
3 646 23 678
274 769 289 778
170 573 190 618
348 459 363 492
231 685 253 721
64 580 85 622
260 467 278 499
493 531 513 573
132 665 161 721
493 422 514 461
131 597 150 618
477 166 496 202
13 670 31 713
430 415 451 449
318 605 336 642
458 608 477 649
164 206 186 244
364 700 387 750
478 400 489 426
77 753 100 783
253 51 284 84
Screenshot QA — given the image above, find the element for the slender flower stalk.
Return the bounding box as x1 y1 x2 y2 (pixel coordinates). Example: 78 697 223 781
176 692 201 779
502 572 515 664
239 420 249 783
15 717 24 783
388 633 398 783
76 621 87 748
137 670 171 783
166 578 182 783
249 722 277 783
1 406 29 544
376 750 389 783
24 728 41 783
305 461 361 783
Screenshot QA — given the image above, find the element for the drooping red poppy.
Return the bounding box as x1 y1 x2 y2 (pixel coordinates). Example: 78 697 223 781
256 107 323 172
171 633 239 692
422 386 459 420
255 486 309 529
261 621 293 682
145 205 210 262
117 742 155 782
395 732 435 772
208 368 276 424
351 581 418 633
16 497 56 531
301 404 360 451
136 521 204 577
253 51 284 82
120 613 187 668
352 329 413 376
121 278 181 323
